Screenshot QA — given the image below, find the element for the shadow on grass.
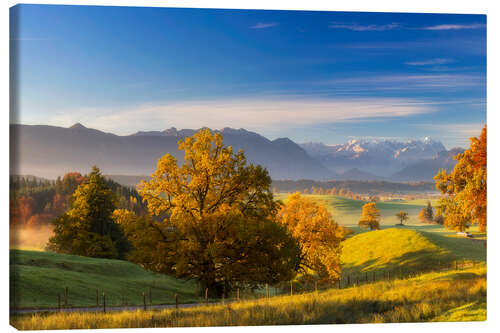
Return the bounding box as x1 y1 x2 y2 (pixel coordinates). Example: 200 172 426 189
341 249 458 277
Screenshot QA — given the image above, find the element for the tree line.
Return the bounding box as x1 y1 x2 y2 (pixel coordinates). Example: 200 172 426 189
10 172 146 229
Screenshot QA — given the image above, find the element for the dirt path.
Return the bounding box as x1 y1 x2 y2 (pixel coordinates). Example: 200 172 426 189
11 301 232 315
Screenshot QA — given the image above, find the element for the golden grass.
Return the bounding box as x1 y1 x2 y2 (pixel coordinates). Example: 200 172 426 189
11 265 486 330
340 228 485 276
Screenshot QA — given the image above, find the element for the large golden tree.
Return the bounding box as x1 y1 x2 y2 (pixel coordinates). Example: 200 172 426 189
278 193 343 283
135 129 301 296
435 125 487 232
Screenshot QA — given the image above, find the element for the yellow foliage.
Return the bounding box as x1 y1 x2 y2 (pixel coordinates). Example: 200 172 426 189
137 129 301 295
358 202 381 230
435 125 486 232
278 193 343 282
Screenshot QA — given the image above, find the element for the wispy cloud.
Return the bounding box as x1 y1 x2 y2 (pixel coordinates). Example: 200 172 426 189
317 74 485 91
424 123 485 137
405 58 453 66
48 97 436 135
250 22 278 29
419 122 485 148
328 22 399 31
421 24 485 30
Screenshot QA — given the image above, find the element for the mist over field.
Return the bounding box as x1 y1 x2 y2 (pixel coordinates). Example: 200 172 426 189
10 225 53 251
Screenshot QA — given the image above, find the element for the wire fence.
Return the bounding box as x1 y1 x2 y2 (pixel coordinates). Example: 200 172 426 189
47 259 481 313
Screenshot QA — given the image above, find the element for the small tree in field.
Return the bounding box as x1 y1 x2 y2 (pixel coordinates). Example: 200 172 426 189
359 202 381 230
395 211 409 225
418 202 434 223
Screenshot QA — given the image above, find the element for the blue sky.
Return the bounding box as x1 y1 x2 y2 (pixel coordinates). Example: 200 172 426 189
10 4 486 148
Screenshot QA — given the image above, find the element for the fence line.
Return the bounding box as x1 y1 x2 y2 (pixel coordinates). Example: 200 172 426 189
48 259 481 312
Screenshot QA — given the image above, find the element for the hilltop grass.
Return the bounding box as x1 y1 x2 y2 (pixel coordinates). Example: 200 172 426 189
11 265 486 329
10 250 199 309
340 228 485 277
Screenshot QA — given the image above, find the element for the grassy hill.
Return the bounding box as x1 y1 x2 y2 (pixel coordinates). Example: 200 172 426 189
10 250 199 309
340 228 486 276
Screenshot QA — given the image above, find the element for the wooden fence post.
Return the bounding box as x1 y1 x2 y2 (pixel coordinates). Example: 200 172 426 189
175 294 178 309
96 289 99 307
266 283 269 298
222 293 225 305
455 260 458 271
64 287 68 306
237 288 240 301
347 275 350 286
149 287 152 306
142 291 146 311
102 292 106 313
314 281 318 292
205 288 209 305
58 294 61 312
372 271 375 282
290 280 293 296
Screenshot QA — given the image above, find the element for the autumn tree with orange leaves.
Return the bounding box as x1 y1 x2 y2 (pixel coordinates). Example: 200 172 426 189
278 193 343 283
435 125 486 232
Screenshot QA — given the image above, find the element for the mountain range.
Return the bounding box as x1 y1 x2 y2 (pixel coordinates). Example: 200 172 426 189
10 123 463 182
299 138 460 180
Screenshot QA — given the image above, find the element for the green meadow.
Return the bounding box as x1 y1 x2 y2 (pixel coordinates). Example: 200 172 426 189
10 250 199 309
275 193 438 227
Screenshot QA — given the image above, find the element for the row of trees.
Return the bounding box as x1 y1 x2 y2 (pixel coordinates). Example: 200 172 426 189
10 172 145 229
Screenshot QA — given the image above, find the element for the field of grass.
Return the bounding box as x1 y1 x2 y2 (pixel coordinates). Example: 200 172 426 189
10 250 199 309
11 264 486 329
275 193 439 227
340 228 486 276
275 194 487 241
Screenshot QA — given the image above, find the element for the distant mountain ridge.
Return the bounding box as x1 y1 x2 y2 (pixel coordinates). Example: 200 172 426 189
11 123 461 181
10 124 333 180
300 138 449 178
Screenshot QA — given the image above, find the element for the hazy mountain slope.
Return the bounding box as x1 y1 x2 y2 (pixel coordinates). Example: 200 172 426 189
336 168 382 181
10 124 334 181
390 148 464 181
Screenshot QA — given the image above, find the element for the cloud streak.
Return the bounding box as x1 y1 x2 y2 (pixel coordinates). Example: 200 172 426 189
250 22 278 29
405 58 453 66
424 123 485 137
48 97 436 135
328 22 399 31
317 74 485 91
422 24 485 30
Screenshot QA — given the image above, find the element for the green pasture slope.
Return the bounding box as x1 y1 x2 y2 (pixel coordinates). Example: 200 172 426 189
275 193 439 226
10 250 199 309
340 228 486 276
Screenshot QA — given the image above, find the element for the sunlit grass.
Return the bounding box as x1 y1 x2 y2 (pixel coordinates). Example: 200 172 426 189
340 228 485 276
275 193 439 226
11 265 486 329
